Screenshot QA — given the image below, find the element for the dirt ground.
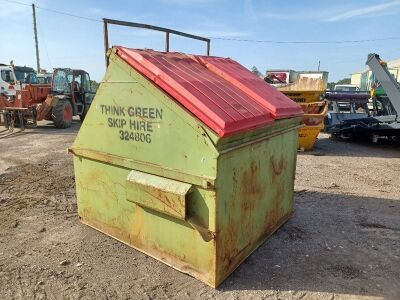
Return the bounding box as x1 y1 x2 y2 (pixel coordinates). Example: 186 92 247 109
0 120 399 300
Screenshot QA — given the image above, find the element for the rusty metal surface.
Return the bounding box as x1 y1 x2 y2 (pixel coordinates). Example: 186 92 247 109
0 84 52 133
300 101 328 126
74 156 218 286
36 94 55 121
0 93 11 105
281 90 324 103
15 84 51 106
126 170 192 220
69 147 216 188
72 120 299 287
71 49 300 287
0 84 52 110
277 77 326 92
214 127 299 286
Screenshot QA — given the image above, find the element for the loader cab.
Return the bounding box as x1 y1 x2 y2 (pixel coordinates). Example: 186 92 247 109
52 68 95 119
14 66 38 85
37 73 52 84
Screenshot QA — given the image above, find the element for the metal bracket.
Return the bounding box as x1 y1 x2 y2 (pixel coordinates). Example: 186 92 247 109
103 18 211 67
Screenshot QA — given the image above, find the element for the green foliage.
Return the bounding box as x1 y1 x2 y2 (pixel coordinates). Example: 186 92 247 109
337 78 351 85
327 78 351 90
90 80 100 92
327 82 335 90
251 66 263 77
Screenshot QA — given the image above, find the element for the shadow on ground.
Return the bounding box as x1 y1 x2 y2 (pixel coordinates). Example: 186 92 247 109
1 128 399 299
301 134 400 159
0 120 81 140
219 191 400 299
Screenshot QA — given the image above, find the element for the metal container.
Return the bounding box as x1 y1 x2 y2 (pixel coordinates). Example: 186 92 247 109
297 101 328 151
70 47 303 287
298 123 324 151
281 93 327 150
281 90 324 103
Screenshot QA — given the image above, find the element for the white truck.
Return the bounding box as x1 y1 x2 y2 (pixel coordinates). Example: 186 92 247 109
0 64 38 96
333 84 360 92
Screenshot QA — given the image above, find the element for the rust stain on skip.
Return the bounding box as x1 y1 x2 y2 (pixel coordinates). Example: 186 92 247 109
71 48 301 287
241 160 262 211
266 157 287 232
270 155 287 184
146 188 182 216
224 159 264 268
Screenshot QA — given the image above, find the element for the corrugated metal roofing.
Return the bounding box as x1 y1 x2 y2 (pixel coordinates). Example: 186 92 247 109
115 46 302 137
197 56 303 119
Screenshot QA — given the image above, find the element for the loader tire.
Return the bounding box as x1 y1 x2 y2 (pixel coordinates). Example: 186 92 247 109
52 100 73 129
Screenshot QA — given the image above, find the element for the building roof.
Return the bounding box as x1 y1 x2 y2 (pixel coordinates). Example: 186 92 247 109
352 57 400 75
388 58 400 68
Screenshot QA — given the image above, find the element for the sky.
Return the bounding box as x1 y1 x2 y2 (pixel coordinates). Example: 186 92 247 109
0 0 399 82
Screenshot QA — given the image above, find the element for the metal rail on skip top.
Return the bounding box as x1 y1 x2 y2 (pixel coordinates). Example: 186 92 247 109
103 18 211 67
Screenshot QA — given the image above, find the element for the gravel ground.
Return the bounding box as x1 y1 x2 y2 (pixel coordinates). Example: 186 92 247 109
0 121 399 300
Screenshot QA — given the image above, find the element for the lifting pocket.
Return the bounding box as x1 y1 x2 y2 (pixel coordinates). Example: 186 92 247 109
126 170 192 220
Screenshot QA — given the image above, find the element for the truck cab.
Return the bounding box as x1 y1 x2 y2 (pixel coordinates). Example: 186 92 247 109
37 73 52 84
0 64 38 96
333 84 360 92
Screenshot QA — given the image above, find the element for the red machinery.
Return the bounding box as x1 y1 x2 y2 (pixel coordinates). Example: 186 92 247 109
0 84 52 132
1 67 95 134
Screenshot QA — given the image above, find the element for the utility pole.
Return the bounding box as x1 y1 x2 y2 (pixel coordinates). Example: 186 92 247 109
32 3 40 72
317 60 320 71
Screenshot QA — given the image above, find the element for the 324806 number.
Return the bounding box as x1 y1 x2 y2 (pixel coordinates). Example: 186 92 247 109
119 130 152 143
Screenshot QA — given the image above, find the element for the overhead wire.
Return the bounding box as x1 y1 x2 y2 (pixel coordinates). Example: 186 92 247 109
2 0 400 45
3 0 101 22
211 36 400 44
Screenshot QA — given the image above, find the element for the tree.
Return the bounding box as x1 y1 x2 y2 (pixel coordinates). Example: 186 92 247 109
251 66 263 78
327 82 335 90
327 78 351 90
90 80 100 92
337 78 351 85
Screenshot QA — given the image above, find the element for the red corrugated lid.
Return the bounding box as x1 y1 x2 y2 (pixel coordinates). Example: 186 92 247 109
115 47 300 137
196 56 303 119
